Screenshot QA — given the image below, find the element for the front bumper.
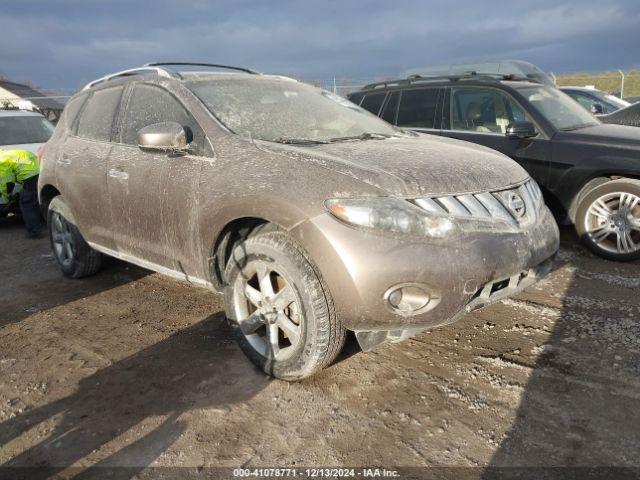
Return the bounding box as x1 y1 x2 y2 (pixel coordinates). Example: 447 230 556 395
290 204 559 340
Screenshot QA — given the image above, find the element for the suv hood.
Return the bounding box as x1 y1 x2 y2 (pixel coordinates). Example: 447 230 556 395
556 123 640 148
260 135 528 197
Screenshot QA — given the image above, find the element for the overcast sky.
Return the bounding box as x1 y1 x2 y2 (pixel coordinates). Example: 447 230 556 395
1 0 639 91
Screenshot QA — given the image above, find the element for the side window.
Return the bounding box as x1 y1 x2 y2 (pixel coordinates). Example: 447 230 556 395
76 86 124 141
397 88 440 129
120 84 209 156
381 91 400 124
360 92 387 115
568 92 594 112
348 92 365 106
450 88 530 134
62 94 88 133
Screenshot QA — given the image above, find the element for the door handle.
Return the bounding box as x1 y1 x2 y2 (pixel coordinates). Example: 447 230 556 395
108 168 129 180
57 155 72 166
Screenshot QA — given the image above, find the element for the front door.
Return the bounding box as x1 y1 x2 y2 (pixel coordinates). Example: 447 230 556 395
107 82 209 272
441 86 550 187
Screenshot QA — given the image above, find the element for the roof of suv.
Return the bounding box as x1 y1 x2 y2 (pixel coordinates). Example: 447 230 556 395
81 62 296 92
355 73 543 93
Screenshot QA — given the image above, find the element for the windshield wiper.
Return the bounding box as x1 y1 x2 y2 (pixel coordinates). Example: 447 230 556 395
272 137 329 145
559 123 596 131
328 132 393 143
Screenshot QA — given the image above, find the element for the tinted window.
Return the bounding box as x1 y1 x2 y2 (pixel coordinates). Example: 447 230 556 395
120 84 209 155
348 92 365 106
451 87 530 134
0 116 54 145
381 91 400 124
360 92 386 115
397 89 440 128
76 87 123 141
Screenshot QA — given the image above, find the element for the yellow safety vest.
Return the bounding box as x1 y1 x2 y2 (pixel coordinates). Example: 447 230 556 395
0 149 40 204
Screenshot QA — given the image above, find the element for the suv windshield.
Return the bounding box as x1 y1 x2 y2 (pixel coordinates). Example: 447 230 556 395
0 115 55 145
518 86 599 131
187 78 397 142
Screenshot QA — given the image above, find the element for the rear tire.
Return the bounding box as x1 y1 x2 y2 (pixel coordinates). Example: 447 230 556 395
48 197 102 278
575 179 640 262
223 229 346 380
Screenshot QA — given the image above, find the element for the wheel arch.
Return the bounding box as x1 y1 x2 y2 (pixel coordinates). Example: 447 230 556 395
209 216 284 290
39 184 61 216
568 173 640 223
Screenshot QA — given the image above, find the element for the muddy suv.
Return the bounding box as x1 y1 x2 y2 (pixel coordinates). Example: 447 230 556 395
39 63 559 380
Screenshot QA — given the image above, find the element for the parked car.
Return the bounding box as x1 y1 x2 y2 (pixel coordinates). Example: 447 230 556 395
349 73 640 261
39 63 559 380
0 108 54 218
0 108 54 154
560 86 630 115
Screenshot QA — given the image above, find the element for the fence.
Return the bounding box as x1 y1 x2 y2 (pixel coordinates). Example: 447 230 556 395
549 71 640 100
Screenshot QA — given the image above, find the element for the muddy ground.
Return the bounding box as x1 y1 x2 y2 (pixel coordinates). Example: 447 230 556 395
1 215 639 478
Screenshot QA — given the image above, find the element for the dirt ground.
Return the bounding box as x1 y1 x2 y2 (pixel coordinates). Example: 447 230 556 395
1 215 639 478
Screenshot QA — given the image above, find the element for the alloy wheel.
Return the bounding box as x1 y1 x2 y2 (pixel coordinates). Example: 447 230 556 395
232 260 302 360
51 212 75 268
585 191 640 255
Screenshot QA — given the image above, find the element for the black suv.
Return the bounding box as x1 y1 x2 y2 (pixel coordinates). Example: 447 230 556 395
349 74 640 261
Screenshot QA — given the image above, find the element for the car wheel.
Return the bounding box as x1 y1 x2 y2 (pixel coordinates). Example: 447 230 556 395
48 197 102 278
223 229 346 380
575 179 640 261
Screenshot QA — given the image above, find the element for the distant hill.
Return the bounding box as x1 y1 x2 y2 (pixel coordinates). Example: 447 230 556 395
555 71 640 101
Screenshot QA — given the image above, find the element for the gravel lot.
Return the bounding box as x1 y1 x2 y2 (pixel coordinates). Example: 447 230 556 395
1 215 639 477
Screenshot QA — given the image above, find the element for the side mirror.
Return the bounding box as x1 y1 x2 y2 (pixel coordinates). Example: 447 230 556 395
590 103 604 115
506 121 538 139
137 122 189 153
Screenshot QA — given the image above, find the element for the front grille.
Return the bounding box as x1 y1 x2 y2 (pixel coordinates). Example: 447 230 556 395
413 179 543 228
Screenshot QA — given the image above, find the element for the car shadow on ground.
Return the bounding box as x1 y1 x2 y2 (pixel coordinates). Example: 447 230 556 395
484 228 640 478
0 312 269 479
1 216 149 327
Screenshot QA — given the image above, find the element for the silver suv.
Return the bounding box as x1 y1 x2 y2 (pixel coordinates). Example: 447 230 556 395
39 63 559 380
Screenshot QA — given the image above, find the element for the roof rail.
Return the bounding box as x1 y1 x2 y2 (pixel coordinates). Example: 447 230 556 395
360 71 536 91
145 62 260 75
81 66 181 91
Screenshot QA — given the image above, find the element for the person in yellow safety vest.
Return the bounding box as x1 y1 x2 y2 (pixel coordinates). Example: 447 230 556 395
0 149 44 238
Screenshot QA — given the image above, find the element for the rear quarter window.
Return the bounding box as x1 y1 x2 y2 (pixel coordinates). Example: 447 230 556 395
347 92 365 106
61 94 88 133
76 86 124 142
360 92 387 116
381 91 400 124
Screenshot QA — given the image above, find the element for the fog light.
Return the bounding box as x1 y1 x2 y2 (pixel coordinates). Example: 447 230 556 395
384 284 431 314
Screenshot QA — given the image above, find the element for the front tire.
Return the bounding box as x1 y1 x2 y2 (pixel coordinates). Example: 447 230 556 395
48 197 102 278
223 229 346 380
575 179 640 261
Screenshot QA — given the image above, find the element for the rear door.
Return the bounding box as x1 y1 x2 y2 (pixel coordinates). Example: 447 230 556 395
55 86 124 250
107 83 210 272
441 86 550 186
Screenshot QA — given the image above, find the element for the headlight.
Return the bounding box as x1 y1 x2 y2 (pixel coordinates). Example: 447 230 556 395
324 197 454 237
